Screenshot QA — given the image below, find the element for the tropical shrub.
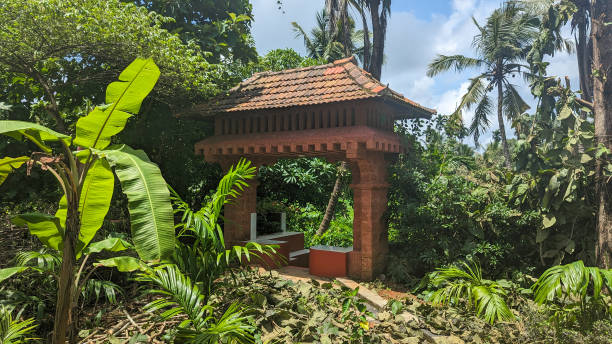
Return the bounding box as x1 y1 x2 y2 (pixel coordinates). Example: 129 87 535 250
426 260 515 324
139 265 255 344
130 159 276 342
532 260 612 330
258 157 338 209
168 159 278 299
0 58 174 343
388 121 539 278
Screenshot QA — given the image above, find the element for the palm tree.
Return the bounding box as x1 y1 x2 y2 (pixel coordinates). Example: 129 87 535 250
292 9 359 63
427 3 538 168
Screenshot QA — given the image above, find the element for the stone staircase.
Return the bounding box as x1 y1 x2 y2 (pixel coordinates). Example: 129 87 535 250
253 232 309 268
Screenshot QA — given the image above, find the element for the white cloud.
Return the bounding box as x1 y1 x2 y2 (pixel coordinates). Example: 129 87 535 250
438 81 470 116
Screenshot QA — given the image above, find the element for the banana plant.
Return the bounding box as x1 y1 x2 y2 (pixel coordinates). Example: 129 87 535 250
0 58 175 344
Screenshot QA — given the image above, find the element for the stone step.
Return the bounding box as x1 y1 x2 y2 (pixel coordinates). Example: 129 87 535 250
288 248 309 268
257 232 305 252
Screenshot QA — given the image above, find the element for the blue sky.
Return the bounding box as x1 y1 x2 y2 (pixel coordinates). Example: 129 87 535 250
249 0 578 146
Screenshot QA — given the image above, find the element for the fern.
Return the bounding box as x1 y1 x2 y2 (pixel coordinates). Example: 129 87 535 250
429 260 515 324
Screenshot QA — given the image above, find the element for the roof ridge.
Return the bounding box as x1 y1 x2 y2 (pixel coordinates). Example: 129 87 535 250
228 73 264 92
333 56 357 65
338 59 386 96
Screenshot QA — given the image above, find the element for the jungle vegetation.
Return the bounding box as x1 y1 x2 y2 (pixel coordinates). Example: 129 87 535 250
0 0 611 343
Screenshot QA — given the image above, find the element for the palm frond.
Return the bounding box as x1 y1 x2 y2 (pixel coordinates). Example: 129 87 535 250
140 266 254 343
503 82 531 120
426 55 484 77
139 265 212 331
0 306 37 344
428 260 514 324
472 285 514 324
15 249 61 272
470 93 493 144
81 279 123 305
532 260 612 304
454 75 490 119
182 303 255 344
171 158 255 246
291 22 317 59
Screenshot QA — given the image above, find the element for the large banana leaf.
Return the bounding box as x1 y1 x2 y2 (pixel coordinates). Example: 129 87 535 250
101 145 174 261
11 213 63 251
0 121 70 153
74 58 160 149
96 256 145 272
83 238 132 255
0 156 28 186
55 159 114 253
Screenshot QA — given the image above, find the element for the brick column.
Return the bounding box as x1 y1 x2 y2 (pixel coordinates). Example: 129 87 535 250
348 152 389 280
218 159 259 247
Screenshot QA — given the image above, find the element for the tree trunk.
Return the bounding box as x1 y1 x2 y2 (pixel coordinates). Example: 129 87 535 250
591 0 612 269
497 79 511 168
572 0 593 103
52 203 79 344
577 21 594 102
356 3 371 71
317 161 347 236
339 0 353 57
367 0 388 81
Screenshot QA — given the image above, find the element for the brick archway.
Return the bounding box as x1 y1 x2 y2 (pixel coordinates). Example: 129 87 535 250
186 57 435 280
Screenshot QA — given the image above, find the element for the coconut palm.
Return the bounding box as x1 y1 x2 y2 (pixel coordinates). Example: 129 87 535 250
292 9 362 63
427 3 539 168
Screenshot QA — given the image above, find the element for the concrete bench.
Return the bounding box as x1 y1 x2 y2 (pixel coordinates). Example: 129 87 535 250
309 245 353 278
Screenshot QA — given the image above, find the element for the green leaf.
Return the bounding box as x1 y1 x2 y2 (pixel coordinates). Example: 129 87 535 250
0 120 70 153
96 257 144 272
558 105 572 120
77 159 114 249
580 154 593 163
55 159 114 254
101 145 174 261
11 213 63 251
0 266 29 283
389 300 403 315
83 238 133 255
74 58 160 149
542 214 556 228
0 156 28 186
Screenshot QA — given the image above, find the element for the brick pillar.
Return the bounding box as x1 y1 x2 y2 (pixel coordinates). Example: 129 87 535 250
219 160 258 247
348 152 389 280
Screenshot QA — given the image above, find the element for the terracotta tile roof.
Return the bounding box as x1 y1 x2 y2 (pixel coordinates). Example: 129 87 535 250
195 57 435 119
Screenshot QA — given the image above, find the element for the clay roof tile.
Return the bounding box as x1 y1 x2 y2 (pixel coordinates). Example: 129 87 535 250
192 58 435 118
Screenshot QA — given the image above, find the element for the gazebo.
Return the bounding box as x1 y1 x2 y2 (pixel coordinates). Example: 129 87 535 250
191 57 434 280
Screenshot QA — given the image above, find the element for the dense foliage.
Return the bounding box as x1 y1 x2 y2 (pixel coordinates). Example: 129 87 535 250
0 0 611 342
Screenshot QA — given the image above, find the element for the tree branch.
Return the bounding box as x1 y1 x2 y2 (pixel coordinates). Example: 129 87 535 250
27 66 67 133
